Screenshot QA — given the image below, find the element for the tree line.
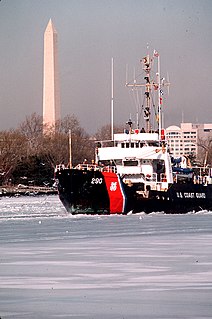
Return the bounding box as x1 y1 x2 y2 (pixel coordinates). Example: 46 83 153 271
0 112 211 187
0 113 97 186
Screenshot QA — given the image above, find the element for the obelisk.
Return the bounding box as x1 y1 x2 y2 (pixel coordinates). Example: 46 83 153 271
43 19 60 133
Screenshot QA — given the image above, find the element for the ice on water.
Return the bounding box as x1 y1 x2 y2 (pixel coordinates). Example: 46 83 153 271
0 195 212 318
0 195 66 220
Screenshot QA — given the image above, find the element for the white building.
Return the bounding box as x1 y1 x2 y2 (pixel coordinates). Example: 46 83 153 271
165 123 212 159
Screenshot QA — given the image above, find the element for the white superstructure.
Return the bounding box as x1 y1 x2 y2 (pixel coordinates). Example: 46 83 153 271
96 131 173 192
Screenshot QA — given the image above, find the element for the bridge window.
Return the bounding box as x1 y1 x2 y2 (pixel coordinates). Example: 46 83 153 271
124 160 138 166
114 159 122 165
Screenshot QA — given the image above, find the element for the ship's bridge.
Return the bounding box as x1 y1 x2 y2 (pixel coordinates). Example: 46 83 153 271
96 132 160 149
95 131 173 184
114 132 159 143
96 132 161 162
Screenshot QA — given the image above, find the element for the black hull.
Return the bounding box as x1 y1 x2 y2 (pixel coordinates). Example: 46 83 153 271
55 168 212 214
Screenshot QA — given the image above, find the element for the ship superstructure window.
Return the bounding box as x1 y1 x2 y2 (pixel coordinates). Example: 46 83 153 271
114 159 122 165
123 160 139 166
99 159 119 166
152 159 165 173
141 159 152 165
99 160 110 166
119 141 149 148
148 142 159 146
120 142 144 148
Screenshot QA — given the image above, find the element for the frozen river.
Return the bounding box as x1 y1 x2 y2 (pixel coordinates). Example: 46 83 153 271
0 195 212 318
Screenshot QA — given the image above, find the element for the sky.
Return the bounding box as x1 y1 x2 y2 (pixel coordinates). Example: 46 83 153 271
0 0 212 134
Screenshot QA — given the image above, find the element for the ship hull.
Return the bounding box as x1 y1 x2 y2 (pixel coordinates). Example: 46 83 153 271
56 168 212 214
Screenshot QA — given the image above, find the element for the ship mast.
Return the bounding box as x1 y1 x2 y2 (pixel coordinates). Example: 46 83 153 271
142 54 151 132
111 57 114 140
125 49 167 136
69 129 72 168
156 53 161 139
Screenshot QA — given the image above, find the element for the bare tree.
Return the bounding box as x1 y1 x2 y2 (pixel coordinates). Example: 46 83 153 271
40 114 94 167
19 113 43 137
56 114 81 134
0 113 96 185
41 132 69 168
18 113 43 155
95 124 123 141
0 129 27 184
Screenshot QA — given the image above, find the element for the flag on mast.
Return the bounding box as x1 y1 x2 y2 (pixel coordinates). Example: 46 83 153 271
153 49 159 57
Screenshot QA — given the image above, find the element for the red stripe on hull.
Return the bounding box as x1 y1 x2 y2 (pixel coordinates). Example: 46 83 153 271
102 172 125 214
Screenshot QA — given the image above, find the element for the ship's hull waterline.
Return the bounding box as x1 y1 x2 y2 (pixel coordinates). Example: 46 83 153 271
56 168 212 214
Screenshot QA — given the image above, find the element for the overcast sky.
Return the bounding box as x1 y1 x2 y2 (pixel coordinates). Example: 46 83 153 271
0 0 212 133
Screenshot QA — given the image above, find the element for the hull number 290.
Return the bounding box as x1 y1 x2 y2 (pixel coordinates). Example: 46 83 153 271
91 177 103 184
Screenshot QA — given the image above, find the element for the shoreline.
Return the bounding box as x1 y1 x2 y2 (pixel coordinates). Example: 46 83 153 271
0 185 57 197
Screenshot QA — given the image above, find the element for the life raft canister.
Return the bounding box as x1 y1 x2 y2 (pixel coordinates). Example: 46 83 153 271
161 129 165 140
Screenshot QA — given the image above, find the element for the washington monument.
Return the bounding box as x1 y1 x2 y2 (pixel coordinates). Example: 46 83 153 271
43 19 60 133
